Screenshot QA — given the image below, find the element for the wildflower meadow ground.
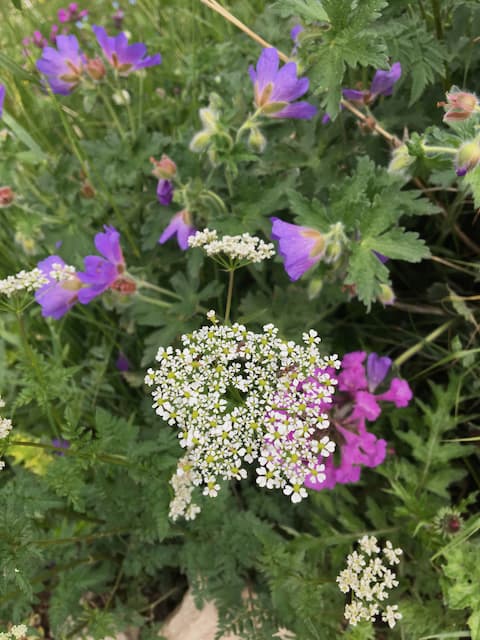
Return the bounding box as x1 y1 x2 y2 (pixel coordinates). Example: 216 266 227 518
0 0 479 638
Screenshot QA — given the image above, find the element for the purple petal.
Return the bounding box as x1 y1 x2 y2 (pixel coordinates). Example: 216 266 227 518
271 217 324 280
116 352 130 372
254 48 279 94
35 255 79 319
270 63 309 102
93 25 115 61
94 225 124 266
290 24 304 42
272 101 317 120
370 62 402 97
77 256 117 302
157 179 173 206
134 53 162 69
337 351 367 391
159 211 196 251
373 250 388 264
366 353 391 391
342 88 365 102
321 113 331 124
351 390 382 421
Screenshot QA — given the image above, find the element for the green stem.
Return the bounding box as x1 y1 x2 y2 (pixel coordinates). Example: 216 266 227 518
34 527 131 547
430 0 443 40
394 319 454 367
224 269 235 324
422 145 457 155
136 293 172 309
134 278 182 299
235 110 261 142
97 86 127 140
47 88 89 175
8 440 129 466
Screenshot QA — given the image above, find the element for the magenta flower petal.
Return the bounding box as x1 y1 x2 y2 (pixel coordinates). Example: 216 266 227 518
370 62 402 97
271 217 326 281
337 351 367 391
159 210 196 251
366 353 392 391
35 255 80 319
376 378 413 408
351 390 382 421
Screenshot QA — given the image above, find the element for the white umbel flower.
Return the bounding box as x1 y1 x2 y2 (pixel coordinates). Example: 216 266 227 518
146 319 339 518
188 228 275 266
337 536 403 628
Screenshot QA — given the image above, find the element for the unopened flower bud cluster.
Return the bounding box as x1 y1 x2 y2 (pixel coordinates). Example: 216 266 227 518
0 268 49 297
0 397 12 472
337 536 403 629
145 322 339 518
188 229 275 266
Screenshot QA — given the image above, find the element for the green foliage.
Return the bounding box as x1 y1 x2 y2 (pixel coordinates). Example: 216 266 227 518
442 543 480 640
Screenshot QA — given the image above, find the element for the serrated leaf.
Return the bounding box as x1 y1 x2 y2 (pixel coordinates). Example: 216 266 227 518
287 190 332 228
365 228 430 262
345 243 389 309
462 165 480 208
274 0 329 22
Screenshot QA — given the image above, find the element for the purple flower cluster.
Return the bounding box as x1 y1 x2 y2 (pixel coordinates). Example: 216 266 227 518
305 352 412 490
35 226 135 319
36 25 161 94
249 48 317 120
58 3 88 24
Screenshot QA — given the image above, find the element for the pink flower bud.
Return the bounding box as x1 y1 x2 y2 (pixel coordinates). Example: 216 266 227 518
441 89 478 122
86 57 106 80
150 154 177 179
0 186 15 207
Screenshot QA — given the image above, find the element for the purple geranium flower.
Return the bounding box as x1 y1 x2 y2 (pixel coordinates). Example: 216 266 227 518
249 48 317 120
159 210 196 251
342 62 402 104
77 225 135 303
35 255 81 319
36 34 85 95
271 217 325 281
92 25 161 74
0 84 5 118
157 179 173 206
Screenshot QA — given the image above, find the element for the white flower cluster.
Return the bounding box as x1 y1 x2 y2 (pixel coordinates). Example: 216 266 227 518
168 456 202 521
145 322 339 519
0 397 12 472
0 268 48 297
188 229 275 265
49 262 76 282
337 536 403 629
0 625 29 640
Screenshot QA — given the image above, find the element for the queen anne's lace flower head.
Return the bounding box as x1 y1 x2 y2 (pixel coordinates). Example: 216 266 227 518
145 321 339 519
0 396 12 472
188 229 275 268
337 536 403 629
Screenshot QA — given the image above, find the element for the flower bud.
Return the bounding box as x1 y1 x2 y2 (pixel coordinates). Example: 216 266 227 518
455 139 480 176
323 222 347 264
112 8 125 30
247 126 267 153
86 57 106 81
307 276 323 299
199 107 219 132
80 180 95 198
112 89 130 106
0 186 15 207
441 89 478 122
14 231 37 255
150 154 177 179
189 130 212 153
377 284 395 306
388 143 415 176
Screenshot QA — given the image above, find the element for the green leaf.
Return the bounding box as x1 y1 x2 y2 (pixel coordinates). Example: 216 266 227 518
10 0 22 9
274 0 329 22
462 165 480 208
287 190 332 228
345 243 389 309
365 228 431 262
